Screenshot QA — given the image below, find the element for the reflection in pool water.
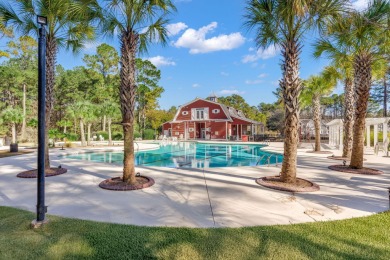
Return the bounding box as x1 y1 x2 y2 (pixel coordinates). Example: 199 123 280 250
61 142 283 168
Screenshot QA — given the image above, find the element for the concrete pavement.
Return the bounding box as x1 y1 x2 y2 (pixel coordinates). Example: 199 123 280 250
0 142 389 227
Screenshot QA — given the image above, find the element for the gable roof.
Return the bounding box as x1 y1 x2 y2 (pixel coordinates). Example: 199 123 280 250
169 97 263 125
172 98 232 122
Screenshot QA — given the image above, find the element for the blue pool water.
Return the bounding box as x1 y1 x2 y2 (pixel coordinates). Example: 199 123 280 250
61 142 283 168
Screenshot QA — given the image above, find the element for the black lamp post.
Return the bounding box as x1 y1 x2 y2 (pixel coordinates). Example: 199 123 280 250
32 15 48 228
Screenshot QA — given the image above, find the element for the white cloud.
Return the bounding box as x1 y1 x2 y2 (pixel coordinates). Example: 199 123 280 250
147 56 176 67
221 72 229 76
245 79 263 85
192 83 200 88
219 89 245 95
258 73 267 78
166 22 188 36
351 0 369 10
242 45 279 63
174 22 245 54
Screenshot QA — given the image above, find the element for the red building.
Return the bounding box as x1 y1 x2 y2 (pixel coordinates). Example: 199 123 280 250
162 95 264 141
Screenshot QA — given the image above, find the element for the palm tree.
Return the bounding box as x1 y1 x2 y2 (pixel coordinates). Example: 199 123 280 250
98 0 176 184
301 70 336 152
0 0 94 167
101 100 120 146
1 107 23 144
244 0 347 183
326 1 389 169
314 41 355 158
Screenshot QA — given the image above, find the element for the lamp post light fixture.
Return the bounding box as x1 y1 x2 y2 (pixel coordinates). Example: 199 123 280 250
31 15 48 228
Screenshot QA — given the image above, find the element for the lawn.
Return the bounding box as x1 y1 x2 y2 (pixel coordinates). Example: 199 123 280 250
0 206 389 259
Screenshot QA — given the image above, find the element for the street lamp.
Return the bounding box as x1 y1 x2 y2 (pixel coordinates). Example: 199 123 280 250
31 15 47 228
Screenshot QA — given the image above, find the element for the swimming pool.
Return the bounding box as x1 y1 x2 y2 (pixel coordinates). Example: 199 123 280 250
61 142 283 168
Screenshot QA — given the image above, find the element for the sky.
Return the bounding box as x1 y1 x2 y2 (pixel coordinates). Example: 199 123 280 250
4 0 370 110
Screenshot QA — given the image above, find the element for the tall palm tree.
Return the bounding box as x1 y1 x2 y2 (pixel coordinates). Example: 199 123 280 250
314 41 355 158
244 0 347 183
98 0 176 184
301 70 336 152
326 0 389 169
0 0 94 167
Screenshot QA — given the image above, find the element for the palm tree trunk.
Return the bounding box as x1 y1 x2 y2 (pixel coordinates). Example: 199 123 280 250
384 75 387 117
350 53 372 169
64 125 67 134
120 31 138 185
103 115 106 131
21 83 26 141
313 94 321 152
11 123 16 144
80 119 86 147
342 78 354 158
108 118 112 146
280 40 302 183
44 37 57 168
87 123 91 146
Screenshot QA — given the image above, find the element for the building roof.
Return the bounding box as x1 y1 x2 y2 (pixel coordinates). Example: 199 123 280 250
165 97 263 126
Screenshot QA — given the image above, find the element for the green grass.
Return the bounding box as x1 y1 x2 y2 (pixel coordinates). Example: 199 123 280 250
1 206 390 260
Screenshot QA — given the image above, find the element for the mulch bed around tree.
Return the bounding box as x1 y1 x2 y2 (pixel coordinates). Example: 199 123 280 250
306 151 333 154
17 167 68 178
328 165 383 175
99 176 155 191
256 176 320 192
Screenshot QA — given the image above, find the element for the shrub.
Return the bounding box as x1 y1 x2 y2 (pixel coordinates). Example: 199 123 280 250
143 129 155 140
64 141 76 148
113 132 123 140
134 131 141 139
49 129 65 140
65 133 79 141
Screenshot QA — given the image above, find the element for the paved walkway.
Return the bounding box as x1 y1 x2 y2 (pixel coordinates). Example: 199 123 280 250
0 142 389 227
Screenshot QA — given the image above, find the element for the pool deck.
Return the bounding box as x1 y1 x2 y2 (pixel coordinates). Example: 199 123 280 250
0 141 389 228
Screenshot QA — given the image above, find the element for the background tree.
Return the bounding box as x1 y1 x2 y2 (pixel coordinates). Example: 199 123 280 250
371 66 389 117
100 0 176 185
1 107 23 144
0 0 95 167
136 58 163 138
100 100 120 145
146 109 171 139
84 43 119 85
314 38 355 157
244 0 346 183
326 1 390 169
0 14 13 57
84 43 119 131
6 36 37 141
300 70 336 152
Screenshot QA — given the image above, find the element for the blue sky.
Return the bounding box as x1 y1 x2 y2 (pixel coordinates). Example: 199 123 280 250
4 0 369 110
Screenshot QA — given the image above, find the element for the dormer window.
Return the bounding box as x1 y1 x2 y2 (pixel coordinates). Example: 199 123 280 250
212 109 220 114
196 109 205 119
182 111 189 115
191 107 209 120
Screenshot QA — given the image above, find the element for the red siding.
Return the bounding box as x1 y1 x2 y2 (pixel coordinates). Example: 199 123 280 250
210 121 227 139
